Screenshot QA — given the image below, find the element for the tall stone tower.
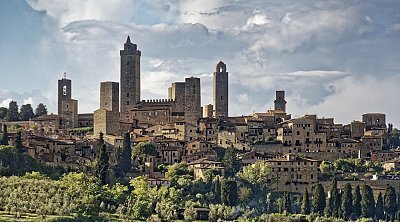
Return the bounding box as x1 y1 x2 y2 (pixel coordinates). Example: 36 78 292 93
58 72 71 115
184 77 201 123
94 81 120 135
169 82 186 113
213 61 228 118
120 36 141 119
274 90 287 112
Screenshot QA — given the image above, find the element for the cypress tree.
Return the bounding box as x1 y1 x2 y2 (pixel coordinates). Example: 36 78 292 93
312 183 326 215
221 179 238 206
329 177 341 217
0 124 8 145
361 185 375 218
96 132 109 185
214 176 221 204
353 185 362 218
341 183 352 220
301 187 310 215
15 131 23 153
384 185 397 221
283 191 291 213
119 132 132 176
6 101 19 121
376 192 384 221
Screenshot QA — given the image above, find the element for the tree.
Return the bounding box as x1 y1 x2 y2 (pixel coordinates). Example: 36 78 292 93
283 191 291 213
19 104 34 121
222 146 242 178
376 192 384 221
15 131 23 153
6 101 19 121
221 179 238 206
312 183 326 215
384 185 397 221
301 187 310 215
35 103 48 117
353 185 362 218
96 132 109 185
0 124 8 145
341 183 352 220
361 185 375 218
0 107 8 119
117 132 132 177
328 177 341 217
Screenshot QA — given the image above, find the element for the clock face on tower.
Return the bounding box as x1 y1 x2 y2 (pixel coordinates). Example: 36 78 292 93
63 86 67 96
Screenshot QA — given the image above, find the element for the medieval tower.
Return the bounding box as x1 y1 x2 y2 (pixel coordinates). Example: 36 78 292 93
274 90 287 112
94 81 120 135
58 72 71 115
120 36 141 119
213 61 228 118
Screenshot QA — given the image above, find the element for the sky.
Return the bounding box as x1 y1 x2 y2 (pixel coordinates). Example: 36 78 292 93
0 0 399 126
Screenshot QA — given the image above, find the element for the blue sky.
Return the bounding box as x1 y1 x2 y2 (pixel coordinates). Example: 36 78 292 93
0 0 399 126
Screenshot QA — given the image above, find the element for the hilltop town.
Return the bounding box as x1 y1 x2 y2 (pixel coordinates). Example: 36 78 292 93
0 36 399 221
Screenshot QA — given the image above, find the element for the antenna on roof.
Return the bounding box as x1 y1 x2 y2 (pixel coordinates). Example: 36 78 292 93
63 72 67 79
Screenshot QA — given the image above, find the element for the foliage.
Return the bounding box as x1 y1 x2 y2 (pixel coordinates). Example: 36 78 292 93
0 124 8 145
222 146 242 177
341 183 352 220
312 183 326 215
375 192 384 220
95 133 109 185
35 103 48 117
165 162 193 189
384 185 397 221
0 107 7 119
19 104 35 121
361 185 375 219
328 177 341 217
116 132 132 178
6 101 19 121
352 185 362 218
301 187 310 215
221 178 238 206
132 142 157 157
209 204 238 222
15 131 23 153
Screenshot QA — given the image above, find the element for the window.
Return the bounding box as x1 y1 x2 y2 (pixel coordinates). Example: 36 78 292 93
127 93 129 97
127 101 130 105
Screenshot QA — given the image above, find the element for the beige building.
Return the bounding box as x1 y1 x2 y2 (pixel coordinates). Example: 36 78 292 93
94 82 120 135
266 154 321 192
29 114 61 135
61 99 78 129
188 158 225 180
383 158 400 172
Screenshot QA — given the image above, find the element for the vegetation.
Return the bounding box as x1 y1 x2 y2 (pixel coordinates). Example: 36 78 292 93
35 103 48 117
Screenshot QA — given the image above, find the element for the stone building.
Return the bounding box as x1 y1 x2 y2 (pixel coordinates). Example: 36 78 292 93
184 77 201 141
213 61 228 118
266 154 320 192
274 90 287 112
58 73 71 115
350 121 365 140
120 36 141 119
131 99 174 128
168 82 186 113
58 74 78 129
203 104 213 118
94 82 120 135
362 113 386 130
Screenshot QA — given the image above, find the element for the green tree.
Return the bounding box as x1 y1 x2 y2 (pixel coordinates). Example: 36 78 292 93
301 187 310 215
222 146 242 177
96 132 109 185
15 131 23 153
341 183 352 220
0 124 8 145
312 183 326 215
19 104 34 121
6 101 19 121
328 177 341 217
353 185 362 218
384 185 397 221
283 191 291 213
361 185 375 218
34 103 48 117
221 179 238 206
375 192 384 221
117 132 132 177
0 107 8 119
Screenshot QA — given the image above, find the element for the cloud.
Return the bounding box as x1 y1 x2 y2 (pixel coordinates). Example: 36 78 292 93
8 0 399 127
0 90 54 112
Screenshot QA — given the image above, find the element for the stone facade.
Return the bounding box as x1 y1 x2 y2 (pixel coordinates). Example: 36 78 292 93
184 77 201 142
203 104 213 118
274 90 287 112
168 82 186 113
213 61 228 118
58 74 71 115
61 99 78 129
94 81 120 135
120 36 141 119
362 113 386 130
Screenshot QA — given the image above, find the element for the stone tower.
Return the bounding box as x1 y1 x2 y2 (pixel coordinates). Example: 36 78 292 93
213 61 228 118
120 36 141 119
169 82 186 113
184 77 201 123
100 82 119 112
274 90 287 112
58 72 71 115
94 81 120 135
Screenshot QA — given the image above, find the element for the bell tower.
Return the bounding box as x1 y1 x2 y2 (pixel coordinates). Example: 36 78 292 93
58 72 71 115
